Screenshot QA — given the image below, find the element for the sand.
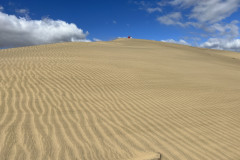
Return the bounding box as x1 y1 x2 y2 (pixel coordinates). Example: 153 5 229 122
0 38 240 160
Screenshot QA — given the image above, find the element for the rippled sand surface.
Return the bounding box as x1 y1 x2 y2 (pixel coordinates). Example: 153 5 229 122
1 39 240 160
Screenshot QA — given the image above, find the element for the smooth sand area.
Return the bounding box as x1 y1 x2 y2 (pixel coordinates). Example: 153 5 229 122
0 38 240 160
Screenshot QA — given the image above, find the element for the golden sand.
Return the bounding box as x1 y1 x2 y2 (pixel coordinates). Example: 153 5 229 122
0 39 240 160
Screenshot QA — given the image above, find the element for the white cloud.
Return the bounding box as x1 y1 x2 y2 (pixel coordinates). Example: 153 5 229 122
201 38 240 52
78 39 91 42
159 0 240 25
15 9 29 14
132 1 146 6
169 0 197 7
206 20 239 38
156 0 240 51
157 13 198 27
200 20 240 51
169 0 240 23
157 1 168 7
15 9 30 19
93 38 102 41
190 0 240 23
162 39 190 45
117 37 128 39
0 11 89 48
133 1 162 13
157 12 182 25
0 6 3 11
146 7 162 13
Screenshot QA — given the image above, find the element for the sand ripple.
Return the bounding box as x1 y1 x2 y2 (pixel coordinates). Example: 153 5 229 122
1 39 240 159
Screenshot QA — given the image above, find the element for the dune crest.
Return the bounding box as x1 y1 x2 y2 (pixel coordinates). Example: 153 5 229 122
0 39 240 159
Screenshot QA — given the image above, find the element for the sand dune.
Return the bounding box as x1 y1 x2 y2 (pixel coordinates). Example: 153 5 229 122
0 38 240 160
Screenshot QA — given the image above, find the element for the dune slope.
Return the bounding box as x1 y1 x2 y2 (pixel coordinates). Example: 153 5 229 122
0 39 240 160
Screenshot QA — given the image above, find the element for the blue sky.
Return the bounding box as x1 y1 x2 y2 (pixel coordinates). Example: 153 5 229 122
0 0 240 51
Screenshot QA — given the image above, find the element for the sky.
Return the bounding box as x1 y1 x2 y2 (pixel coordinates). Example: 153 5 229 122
0 0 240 51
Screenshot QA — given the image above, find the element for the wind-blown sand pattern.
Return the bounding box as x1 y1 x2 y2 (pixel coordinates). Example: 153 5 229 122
0 38 240 160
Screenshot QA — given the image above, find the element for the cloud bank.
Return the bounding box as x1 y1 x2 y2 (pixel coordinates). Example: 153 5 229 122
170 0 240 23
143 0 240 52
162 39 190 45
201 38 240 52
0 11 89 48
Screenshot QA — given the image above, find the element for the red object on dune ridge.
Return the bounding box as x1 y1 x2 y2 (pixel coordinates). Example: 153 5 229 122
128 36 131 39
